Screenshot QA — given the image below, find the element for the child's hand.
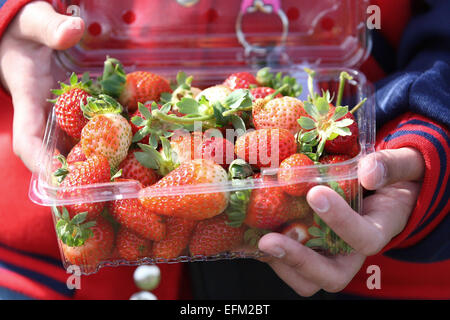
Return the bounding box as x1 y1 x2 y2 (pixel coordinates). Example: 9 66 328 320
258 147 424 296
0 1 84 171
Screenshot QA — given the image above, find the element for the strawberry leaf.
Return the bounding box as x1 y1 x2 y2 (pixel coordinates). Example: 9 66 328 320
176 98 199 115
298 117 316 130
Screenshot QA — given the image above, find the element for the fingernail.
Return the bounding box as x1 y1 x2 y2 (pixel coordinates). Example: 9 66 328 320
372 160 387 189
309 194 330 213
265 246 285 258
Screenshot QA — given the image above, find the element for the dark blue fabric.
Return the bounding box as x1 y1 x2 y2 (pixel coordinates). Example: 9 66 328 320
0 0 7 10
0 286 33 300
374 0 450 129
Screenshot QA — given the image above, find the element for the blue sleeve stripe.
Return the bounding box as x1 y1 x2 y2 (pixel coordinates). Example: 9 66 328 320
384 130 448 239
396 119 450 148
0 261 75 298
0 0 7 9
0 242 65 268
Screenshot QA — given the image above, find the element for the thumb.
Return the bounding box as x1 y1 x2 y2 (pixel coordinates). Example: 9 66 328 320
11 1 84 50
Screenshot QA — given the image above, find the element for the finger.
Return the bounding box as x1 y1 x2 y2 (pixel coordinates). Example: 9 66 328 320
11 1 84 50
258 232 366 293
358 148 424 190
306 185 415 256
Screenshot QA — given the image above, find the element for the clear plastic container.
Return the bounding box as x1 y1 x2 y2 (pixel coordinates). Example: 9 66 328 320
29 0 375 274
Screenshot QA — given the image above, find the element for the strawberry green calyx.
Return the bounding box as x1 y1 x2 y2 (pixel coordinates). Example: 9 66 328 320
53 206 96 247
336 71 353 107
256 67 303 97
224 159 254 228
135 138 178 176
50 72 98 103
306 214 353 255
53 155 70 184
98 57 127 99
131 102 183 148
81 94 124 119
160 71 196 104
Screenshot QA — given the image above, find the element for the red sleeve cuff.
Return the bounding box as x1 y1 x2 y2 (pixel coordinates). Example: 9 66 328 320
376 112 450 252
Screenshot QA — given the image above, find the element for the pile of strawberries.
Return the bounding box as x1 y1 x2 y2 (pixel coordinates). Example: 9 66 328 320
50 57 365 273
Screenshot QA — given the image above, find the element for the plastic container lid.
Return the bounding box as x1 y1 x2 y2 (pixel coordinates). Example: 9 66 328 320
54 0 371 82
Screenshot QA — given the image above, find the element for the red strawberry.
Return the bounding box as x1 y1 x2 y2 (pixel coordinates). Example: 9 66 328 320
250 87 283 100
152 217 197 260
139 159 229 220
53 73 91 140
80 95 132 169
100 58 172 112
199 136 236 168
281 221 311 245
224 72 257 90
189 214 246 256
109 179 166 241
252 96 306 135
119 151 159 186
244 175 291 230
277 153 317 196
320 154 358 201
116 227 153 261
66 142 87 164
285 196 313 221
61 216 114 273
57 155 111 221
324 112 360 157
235 128 297 169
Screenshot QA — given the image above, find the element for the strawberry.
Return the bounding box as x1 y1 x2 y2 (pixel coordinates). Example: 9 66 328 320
235 128 297 168
280 221 311 245
109 179 166 241
116 227 153 261
56 154 111 221
244 174 291 230
255 67 303 97
200 136 236 168
80 95 132 169
250 87 282 100
285 196 313 221
324 112 360 157
252 96 306 135
52 73 92 140
320 154 358 201
277 153 317 196
189 214 246 256
99 57 172 112
223 72 258 90
139 159 229 220
66 142 87 164
119 151 159 186
152 217 197 260
61 216 114 273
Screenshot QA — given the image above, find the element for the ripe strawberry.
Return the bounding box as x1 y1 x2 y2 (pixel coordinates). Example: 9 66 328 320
244 175 291 230
109 179 166 241
100 57 172 112
139 159 229 220
61 216 114 273
320 154 358 201
195 85 232 105
277 153 317 196
189 214 246 256
80 95 132 169
66 142 87 164
324 112 360 157
235 128 297 168
152 217 197 260
250 87 282 99
57 155 111 221
119 151 159 186
280 221 311 245
52 73 91 140
116 227 153 261
252 96 306 135
223 72 258 90
200 136 236 168
285 196 313 221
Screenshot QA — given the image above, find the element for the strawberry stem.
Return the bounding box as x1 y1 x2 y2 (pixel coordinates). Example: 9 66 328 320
152 110 214 124
350 98 367 115
336 72 353 107
265 83 289 100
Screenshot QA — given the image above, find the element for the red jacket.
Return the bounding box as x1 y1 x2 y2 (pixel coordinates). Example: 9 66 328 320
0 0 448 300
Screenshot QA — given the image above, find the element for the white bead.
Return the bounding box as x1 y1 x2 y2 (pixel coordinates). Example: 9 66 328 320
133 265 161 291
